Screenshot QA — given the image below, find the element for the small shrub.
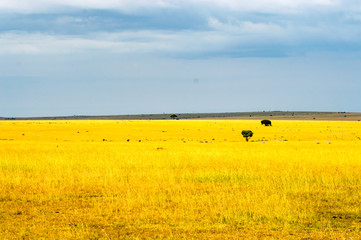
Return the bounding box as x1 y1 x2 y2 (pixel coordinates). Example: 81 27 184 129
242 130 253 142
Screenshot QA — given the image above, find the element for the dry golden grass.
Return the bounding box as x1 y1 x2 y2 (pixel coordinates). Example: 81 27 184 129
0 120 361 239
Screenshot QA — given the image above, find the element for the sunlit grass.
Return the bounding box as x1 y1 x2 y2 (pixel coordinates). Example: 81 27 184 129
0 120 360 239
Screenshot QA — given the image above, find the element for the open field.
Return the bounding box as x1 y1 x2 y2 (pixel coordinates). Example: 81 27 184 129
1 120 361 239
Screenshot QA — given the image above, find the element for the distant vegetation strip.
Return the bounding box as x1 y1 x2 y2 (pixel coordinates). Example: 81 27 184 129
1 111 361 121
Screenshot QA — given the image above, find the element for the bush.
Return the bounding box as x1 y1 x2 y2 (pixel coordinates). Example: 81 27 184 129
242 130 253 142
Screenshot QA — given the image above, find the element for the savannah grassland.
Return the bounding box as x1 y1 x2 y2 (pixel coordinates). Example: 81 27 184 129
1 120 361 239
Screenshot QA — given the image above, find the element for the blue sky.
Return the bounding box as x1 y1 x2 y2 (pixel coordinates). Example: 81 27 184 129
1 0 361 117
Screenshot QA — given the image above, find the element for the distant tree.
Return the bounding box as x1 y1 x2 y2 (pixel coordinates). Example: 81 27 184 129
261 120 272 126
242 130 253 142
170 114 178 119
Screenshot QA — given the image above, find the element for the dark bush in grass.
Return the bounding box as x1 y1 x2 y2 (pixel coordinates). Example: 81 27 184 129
242 130 253 142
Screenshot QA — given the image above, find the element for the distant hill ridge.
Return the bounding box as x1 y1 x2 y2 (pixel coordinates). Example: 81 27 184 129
1 111 361 121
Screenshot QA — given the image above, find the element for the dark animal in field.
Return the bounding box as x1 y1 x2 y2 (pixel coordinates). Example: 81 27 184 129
261 120 272 126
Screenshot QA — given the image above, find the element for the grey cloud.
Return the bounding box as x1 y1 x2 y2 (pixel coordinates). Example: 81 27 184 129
0 10 206 34
1 1 361 59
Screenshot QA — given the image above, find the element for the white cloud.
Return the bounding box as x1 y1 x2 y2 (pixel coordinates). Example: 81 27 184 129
0 31 231 56
0 0 342 14
208 17 283 34
0 0 176 13
56 16 89 24
1 16 359 57
190 0 340 13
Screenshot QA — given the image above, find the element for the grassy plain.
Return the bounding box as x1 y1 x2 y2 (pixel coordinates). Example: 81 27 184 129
0 120 361 239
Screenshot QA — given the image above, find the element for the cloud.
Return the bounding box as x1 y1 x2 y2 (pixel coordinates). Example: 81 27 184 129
1 1 361 58
0 0 175 14
0 31 230 56
0 0 343 14
0 27 291 57
1 15 361 58
208 17 283 34
190 0 340 13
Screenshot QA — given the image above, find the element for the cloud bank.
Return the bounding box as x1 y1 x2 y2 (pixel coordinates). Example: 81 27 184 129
1 0 361 58
0 0 343 13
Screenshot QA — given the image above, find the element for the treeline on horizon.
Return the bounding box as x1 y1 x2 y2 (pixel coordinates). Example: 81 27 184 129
1 111 360 121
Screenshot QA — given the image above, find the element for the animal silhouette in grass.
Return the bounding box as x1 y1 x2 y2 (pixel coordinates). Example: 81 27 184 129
261 119 272 126
241 130 253 142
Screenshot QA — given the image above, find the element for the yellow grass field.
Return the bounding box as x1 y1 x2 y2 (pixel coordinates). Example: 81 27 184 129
1 120 361 239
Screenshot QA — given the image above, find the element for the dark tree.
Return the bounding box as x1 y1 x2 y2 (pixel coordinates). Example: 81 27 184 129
261 120 272 126
170 114 178 119
242 130 253 142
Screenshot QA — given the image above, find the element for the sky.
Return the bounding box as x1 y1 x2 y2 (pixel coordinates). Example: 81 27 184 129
1 0 361 117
